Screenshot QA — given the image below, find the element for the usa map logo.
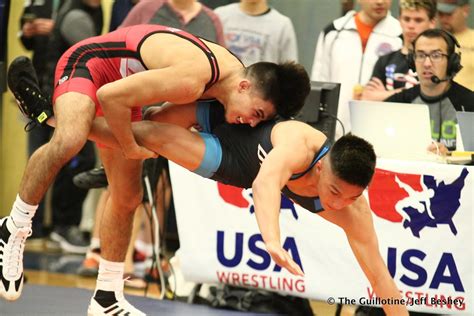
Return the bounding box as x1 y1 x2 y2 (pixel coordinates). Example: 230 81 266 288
216 183 298 220
367 168 469 238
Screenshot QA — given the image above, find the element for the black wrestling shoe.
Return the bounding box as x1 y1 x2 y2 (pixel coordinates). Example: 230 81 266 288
7 56 53 131
73 167 108 189
50 226 90 254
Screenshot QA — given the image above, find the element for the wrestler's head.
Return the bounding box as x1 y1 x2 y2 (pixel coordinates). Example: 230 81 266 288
316 134 376 211
225 61 310 127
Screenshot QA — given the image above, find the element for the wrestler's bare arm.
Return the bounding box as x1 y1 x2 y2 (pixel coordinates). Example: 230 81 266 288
251 123 320 276
97 32 227 161
252 146 305 276
97 66 205 160
319 198 409 315
143 102 198 128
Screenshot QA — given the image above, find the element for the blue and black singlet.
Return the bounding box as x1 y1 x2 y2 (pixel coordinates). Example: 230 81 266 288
196 101 330 213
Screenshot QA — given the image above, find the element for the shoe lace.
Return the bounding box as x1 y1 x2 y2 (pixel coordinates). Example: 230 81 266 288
14 80 52 132
25 120 38 132
17 80 47 109
6 226 32 278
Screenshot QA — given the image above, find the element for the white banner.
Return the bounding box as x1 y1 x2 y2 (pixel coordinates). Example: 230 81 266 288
170 159 473 314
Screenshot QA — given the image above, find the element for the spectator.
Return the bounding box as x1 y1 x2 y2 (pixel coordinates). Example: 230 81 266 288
120 0 224 45
19 0 56 93
437 0 474 90
386 29 474 154
311 0 402 138
362 0 436 101
215 0 298 66
109 0 140 32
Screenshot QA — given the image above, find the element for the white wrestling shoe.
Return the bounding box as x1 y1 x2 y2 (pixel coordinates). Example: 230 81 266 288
87 280 146 316
0 216 31 301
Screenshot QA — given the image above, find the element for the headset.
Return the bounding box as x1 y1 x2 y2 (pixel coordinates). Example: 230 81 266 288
407 29 463 83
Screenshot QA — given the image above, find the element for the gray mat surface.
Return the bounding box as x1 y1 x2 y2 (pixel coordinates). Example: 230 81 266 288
0 284 277 316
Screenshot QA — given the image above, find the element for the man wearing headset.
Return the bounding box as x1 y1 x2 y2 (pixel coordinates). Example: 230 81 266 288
385 29 474 154
362 0 437 101
311 0 402 138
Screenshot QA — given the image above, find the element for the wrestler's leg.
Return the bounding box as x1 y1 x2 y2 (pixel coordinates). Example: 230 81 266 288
44 108 211 177
1 92 94 301
20 92 95 203
88 146 145 315
78 119 209 170
98 147 143 262
133 121 207 170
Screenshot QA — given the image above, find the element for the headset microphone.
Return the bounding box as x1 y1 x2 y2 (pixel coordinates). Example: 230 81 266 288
431 75 451 84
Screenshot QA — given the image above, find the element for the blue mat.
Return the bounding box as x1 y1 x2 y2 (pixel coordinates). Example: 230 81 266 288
0 284 277 316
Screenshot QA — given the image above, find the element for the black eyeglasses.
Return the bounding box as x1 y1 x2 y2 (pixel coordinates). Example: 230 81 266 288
414 51 449 63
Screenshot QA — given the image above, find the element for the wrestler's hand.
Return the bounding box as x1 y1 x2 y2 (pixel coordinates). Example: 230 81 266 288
122 143 157 160
266 242 304 277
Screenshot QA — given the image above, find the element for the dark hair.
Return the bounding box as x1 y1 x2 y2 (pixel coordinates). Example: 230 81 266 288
413 28 457 55
329 134 376 188
399 0 437 20
245 61 310 119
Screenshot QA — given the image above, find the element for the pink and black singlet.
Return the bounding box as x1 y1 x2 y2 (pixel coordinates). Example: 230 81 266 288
53 24 220 120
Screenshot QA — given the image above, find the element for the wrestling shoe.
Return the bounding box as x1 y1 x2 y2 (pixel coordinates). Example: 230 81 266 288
73 167 108 189
0 217 31 301
88 280 146 316
7 56 53 131
78 248 101 277
50 226 90 254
